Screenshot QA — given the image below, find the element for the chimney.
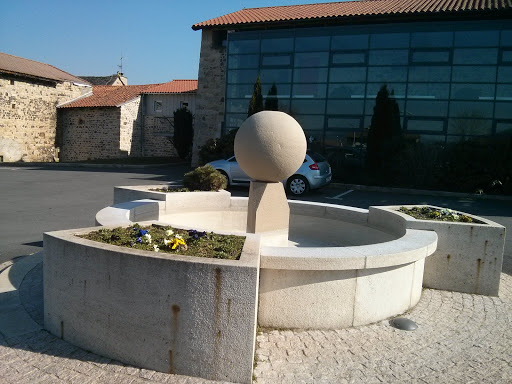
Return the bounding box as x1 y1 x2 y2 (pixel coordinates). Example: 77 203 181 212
115 72 128 86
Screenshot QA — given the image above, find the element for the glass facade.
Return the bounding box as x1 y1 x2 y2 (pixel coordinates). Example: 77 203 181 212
224 20 512 150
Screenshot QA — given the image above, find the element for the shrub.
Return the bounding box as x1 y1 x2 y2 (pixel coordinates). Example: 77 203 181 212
171 107 194 160
248 75 263 117
183 165 227 191
198 129 238 164
366 84 402 176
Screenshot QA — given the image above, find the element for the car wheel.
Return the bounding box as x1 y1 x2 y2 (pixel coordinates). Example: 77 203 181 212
286 175 309 195
218 170 230 187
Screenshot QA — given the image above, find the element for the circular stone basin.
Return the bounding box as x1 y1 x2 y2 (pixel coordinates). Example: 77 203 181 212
160 211 396 247
98 188 438 329
155 196 436 330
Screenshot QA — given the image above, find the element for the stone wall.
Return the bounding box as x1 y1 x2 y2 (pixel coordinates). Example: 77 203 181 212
58 97 145 162
0 74 88 162
142 115 177 157
191 29 227 166
58 107 121 161
120 98 143 156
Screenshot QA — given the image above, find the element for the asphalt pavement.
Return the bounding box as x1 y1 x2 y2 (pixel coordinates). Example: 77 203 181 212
0 164 190 264
2 164 511 263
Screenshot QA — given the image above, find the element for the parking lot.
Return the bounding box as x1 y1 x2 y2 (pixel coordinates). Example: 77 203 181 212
1 164 511 264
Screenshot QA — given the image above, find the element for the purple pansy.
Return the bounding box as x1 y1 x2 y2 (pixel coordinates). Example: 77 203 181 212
188 230 206 240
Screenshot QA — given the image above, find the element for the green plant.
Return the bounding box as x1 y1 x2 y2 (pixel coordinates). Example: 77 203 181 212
366 84 402 175
198 129 238 164
264 83 279 111
398 206 481 223
248 75 263 117
183 164 227 191
79 224 245 260
170 107 194 160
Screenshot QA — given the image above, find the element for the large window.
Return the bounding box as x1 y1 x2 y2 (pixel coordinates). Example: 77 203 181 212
225 20 512 147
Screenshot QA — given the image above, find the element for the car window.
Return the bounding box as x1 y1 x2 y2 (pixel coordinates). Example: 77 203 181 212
307 151 327 163
228 157 237 162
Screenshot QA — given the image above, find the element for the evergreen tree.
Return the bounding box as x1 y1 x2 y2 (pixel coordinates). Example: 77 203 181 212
366 84 402 172
172 107 194 160
248 75 264 117
264 83 279 111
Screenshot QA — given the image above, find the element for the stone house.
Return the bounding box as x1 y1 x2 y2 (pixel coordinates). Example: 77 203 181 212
80 73 128 86
142 80 197 158
57 80 197 161
0 52 91 162
190 0 512 166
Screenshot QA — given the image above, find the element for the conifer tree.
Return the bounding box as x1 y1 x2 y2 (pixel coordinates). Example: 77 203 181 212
366 84 402 172
172 107 194 160
248 76 264 117
264 83 279 111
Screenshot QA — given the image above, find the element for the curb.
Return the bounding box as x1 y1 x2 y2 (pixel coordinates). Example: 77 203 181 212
0 162 189 169
2 163 510 200
330 182 512 201
0 252 43 339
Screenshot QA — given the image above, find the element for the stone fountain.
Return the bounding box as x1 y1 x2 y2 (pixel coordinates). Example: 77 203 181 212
43 111 505 383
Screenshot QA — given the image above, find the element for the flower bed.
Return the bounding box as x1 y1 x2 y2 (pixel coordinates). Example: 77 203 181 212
398 206 484 224
79 224 245 260
44 227 260 383
149 187 192 192
371 205 505 296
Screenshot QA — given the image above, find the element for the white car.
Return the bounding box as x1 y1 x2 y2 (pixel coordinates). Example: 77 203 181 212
208 151 332 196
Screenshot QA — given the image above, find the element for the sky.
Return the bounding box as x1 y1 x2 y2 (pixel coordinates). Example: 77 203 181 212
0 0 348 85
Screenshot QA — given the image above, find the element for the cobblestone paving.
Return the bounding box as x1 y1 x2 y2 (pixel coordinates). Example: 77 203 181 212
254 257 512 384
1 257 511 384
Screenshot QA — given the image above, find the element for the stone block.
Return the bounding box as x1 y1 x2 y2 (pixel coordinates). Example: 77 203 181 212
260 245 365 270
247 181 289 234
43 229 260 383
289 200 327 218
368 206 407 236
353 261 421 327
114 186 167 204
258 268 357 329
164 190 231 212
95 199 160 226
325 204 369 225
376 205 505 296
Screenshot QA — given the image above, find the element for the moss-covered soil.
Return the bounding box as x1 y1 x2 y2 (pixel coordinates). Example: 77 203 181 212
398 206 485 224
149 187 195 192
79 224 245 260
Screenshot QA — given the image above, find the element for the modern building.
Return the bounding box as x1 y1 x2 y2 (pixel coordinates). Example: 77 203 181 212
0 52 90 162
57 80 197 161
190 0 512 165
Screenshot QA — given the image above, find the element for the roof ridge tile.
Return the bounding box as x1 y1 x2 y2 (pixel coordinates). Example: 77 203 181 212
192 0 511 30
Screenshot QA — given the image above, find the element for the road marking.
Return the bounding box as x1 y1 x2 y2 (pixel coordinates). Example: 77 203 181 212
326 189 354 200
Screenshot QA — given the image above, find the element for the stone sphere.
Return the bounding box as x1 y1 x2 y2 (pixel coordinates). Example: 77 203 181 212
234 111 307 182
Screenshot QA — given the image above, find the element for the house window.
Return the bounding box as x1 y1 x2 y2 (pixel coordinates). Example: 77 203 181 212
154 101 163 112
181 102 188 108
10 80 14 85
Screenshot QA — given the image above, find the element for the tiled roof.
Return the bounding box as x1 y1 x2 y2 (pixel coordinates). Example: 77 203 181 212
144 80 198 94
80 75 124 86
59 80 198 109
192 0 512 30
58 85 156 108
0 51 90 84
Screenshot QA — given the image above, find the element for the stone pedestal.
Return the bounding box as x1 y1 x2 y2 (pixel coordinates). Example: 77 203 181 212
247 181 289 246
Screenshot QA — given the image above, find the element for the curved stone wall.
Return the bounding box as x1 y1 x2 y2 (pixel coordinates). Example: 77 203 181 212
43 228 260 384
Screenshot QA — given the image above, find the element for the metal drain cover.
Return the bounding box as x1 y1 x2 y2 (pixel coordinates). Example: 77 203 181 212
390 317 418 331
